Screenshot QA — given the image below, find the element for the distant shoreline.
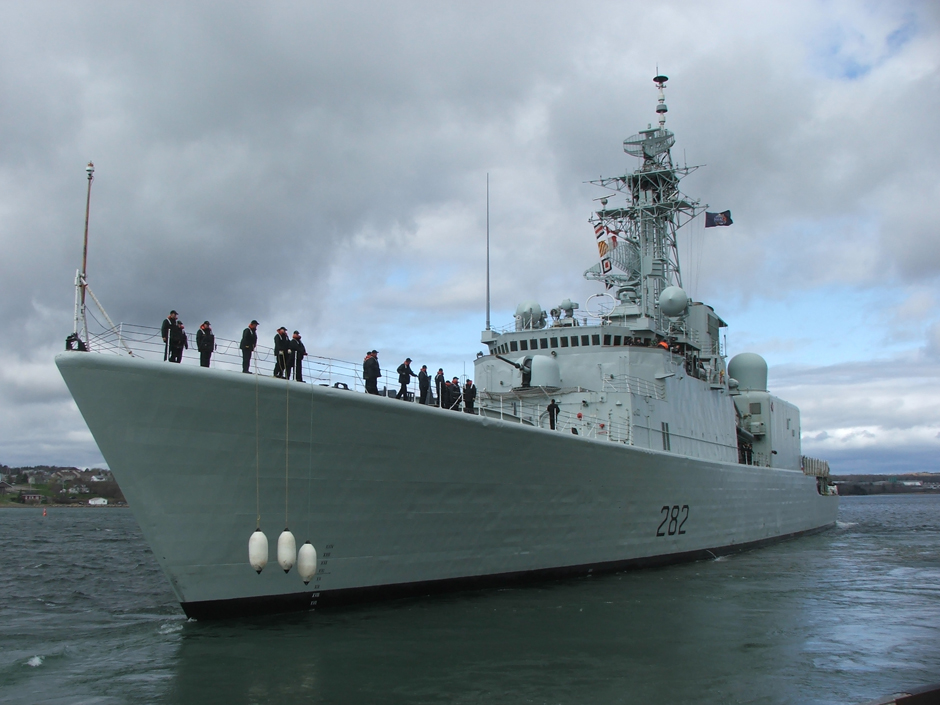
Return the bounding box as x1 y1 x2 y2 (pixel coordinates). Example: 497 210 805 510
0 503 127 509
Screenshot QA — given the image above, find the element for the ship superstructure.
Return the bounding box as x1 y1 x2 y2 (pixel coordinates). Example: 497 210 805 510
475 76 812 475
56 76 837 620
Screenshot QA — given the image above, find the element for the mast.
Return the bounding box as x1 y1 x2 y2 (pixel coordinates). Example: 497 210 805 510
583 76 703 334
485 173 491 331
76 161 95 346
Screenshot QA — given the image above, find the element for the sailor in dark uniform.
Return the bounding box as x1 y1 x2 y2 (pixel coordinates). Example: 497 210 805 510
240 320 258 373
434 369 445 407
449 377 462 411
168 321 187 363
161 310 179 361
396 358 417 400
196 321 215 368
273 327 290 378
363 350 381 394
418 365 431 404
290 331 307 382
463 380 477 414
547 399 560 430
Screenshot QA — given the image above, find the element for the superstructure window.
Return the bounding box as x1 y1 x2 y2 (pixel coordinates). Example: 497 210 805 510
520 340 528 351
591 334 600 346
560 337 569 348
530 339 539 350
510 340 518 352
749 402 762 415
581 335 590 346
540 338 548 350
550 337 558 348
603 334 612 346
570 336 579 347
662 422 671 451
613 335 622 346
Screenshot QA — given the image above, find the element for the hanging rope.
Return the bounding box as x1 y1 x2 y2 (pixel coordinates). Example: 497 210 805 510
285 369 290 529
308 377 314 525
255 356 261 530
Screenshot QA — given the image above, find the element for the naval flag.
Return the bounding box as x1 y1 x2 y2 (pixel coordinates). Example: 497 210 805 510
705 210 733 227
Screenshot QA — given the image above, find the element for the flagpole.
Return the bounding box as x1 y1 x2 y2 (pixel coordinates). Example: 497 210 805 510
486 173 491 331
80 161 95 346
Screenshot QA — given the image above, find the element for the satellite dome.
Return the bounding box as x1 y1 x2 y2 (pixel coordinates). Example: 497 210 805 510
515 301 544 330
728 353 768 392
658 286 689 317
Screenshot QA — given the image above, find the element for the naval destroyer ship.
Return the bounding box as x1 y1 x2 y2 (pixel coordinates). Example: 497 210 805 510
57 76 838 619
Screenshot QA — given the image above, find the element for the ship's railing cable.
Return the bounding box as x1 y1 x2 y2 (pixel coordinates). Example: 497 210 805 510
476 394 633 443
81 322 398 394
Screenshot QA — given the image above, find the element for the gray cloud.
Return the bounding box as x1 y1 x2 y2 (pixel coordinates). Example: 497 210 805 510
1 1 938 471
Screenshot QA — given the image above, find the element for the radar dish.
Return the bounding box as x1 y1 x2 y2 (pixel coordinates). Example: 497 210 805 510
623 129 675 158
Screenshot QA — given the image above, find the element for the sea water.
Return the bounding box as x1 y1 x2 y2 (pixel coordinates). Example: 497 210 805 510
1 495 938 705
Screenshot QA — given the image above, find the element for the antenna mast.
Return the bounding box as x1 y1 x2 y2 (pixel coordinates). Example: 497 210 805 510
75 161 94 346
485 173 491 331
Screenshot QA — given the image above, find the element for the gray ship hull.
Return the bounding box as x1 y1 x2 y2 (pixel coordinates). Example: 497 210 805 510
56 352 838 619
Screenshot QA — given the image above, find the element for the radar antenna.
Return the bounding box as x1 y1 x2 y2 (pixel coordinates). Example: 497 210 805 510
583 75 705 334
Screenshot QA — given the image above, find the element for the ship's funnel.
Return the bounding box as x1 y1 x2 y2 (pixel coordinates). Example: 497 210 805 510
728 353 768 392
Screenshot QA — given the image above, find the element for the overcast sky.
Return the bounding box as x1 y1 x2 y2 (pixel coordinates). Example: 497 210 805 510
1 1 938 474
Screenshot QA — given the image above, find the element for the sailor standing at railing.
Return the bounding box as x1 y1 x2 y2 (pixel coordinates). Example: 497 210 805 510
273 327 290 378
196 321 215 368
547 399 560 430
240 320 258 373
463 380 477 414
161 310 179 361
418 365 431 404
396 358 417 400
168 321 188 363
448 377 462 411
434 368 444 407
289 331 307 382
363 350 380 395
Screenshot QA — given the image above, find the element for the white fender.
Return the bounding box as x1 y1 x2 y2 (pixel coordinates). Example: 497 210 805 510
297 542 318 584
277 529 296 573
248 529 268 573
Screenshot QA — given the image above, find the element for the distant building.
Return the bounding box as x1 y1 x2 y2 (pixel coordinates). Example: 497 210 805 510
88 497 108 506
19 491 42 504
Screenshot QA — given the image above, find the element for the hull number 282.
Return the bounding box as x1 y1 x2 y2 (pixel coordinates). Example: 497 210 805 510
656 505 689 536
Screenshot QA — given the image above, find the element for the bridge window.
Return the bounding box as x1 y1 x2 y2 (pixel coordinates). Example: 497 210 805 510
560 337 569 348
570 336 579 347
539 338 548 349
591 334 600 346
530 339 539 350
613 335 622 346
550 337 558 348
603 334 612 346
520 340 528 351
510 340 518 352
